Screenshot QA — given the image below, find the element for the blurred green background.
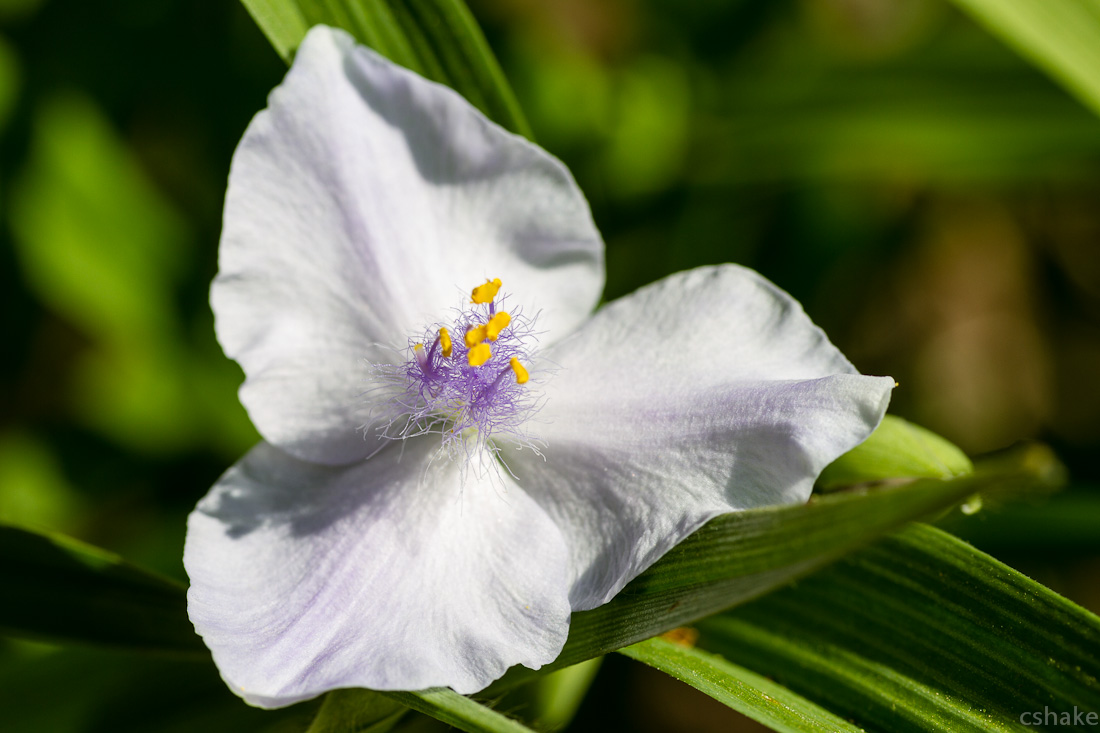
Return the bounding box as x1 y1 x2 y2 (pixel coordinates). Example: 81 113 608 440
2 0 1099 730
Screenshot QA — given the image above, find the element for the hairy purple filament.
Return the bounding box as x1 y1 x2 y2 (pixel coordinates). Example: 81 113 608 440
370 292 542 460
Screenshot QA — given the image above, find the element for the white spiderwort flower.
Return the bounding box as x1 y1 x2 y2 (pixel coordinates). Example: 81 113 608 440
184 25 894 709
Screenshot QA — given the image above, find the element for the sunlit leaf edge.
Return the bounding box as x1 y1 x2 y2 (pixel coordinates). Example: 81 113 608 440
238 0 531 138
696 522 1100 732
0 521 203 656
947 0 1100 120
620 637 864 733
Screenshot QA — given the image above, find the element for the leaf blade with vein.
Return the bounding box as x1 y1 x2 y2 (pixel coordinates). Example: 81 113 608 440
0 522 204 656
620 637 865 733
238 0 532 138
948 0 1100 119
697 523 1100 732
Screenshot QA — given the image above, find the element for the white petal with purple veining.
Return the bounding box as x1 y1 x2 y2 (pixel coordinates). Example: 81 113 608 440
184 439 572 708
507 265 894 610
213 26 604 466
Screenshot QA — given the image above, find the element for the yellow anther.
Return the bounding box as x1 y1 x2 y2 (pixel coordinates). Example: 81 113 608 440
485 311 511 341
510 358 529 385
465 324 488 348
471 278 502 304
438 328 452 357
414 343 424 353
468 343 492 367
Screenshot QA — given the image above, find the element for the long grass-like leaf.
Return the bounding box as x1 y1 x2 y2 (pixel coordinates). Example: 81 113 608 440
697 523 1100 732
0 523 204 656
386 689 535 733
620 637 864 733
239 0 531 138
948 0 1100 119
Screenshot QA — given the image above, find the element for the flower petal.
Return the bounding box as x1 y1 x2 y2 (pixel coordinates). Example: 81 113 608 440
184 440 572 707
508 265 894 610
212 25 604 465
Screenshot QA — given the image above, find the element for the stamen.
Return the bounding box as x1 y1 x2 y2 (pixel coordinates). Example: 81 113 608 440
468 342 492 367
485 311 511 341
471 278 502 304
371 283 542 463
510 358 529 385
481 360 520 400
465 325 488 348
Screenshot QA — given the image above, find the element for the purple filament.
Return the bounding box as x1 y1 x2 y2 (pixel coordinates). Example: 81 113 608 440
370 293 542 458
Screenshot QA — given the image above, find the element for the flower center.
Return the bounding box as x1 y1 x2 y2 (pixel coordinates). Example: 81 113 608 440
370 278 540 459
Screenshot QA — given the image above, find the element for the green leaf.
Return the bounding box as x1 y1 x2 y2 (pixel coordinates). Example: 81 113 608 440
620 637 862 733
240 0 532 139
312 686 551 733
9 92 256 456
239 0 308 60
488 442 1061 691
696 29 1100 188
0 432 86 533
310 658 604 733
947 487 1100 551
386 689 535 733
519 657 603 731
0 644 308 733
475 657 603 733
0 522 205 656
307 689 408 733
817 415 973 491
947 0 1100 120
10 93 187 345
698 523 1100 732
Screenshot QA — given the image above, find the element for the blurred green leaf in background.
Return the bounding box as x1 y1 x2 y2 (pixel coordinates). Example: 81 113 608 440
10 92 257 456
